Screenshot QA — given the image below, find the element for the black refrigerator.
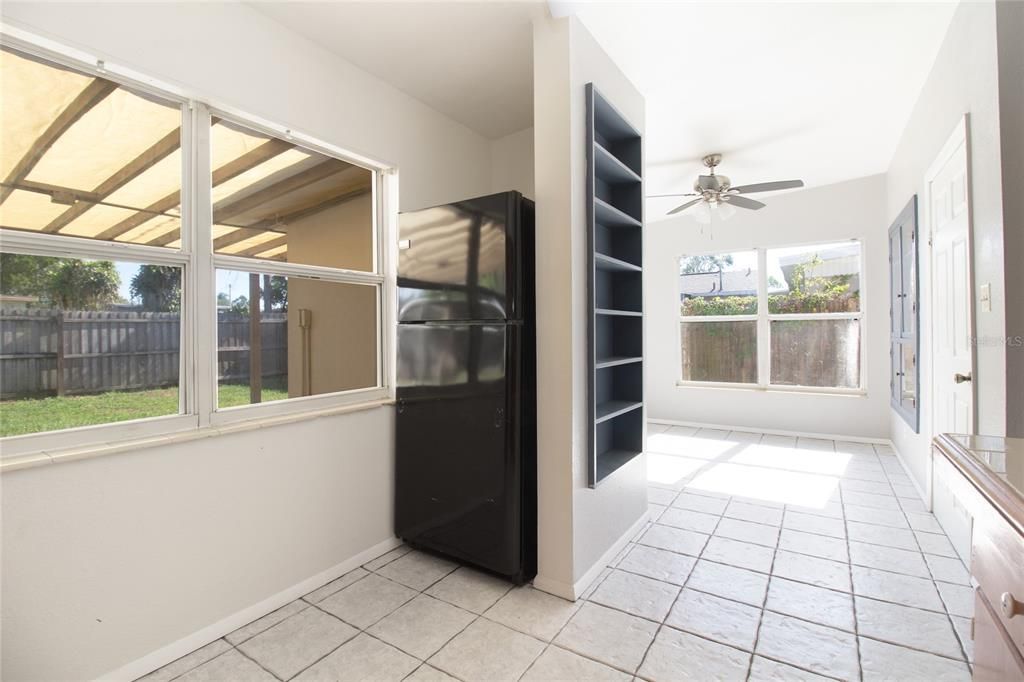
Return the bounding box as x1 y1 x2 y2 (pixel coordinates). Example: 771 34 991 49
395 191 536 584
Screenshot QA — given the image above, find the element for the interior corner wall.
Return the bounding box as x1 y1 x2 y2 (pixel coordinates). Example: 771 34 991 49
531 16 576 597
884 0 1005 493
646 175 890 441
490 127 535 200
0 3 493 681
532 15 647 597
566 17 647 586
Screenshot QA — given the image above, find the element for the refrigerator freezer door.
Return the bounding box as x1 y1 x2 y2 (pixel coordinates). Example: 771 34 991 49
397 192 521 323
395 322 524 578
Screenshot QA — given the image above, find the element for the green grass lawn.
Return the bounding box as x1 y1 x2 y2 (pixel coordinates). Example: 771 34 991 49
0 379 289 437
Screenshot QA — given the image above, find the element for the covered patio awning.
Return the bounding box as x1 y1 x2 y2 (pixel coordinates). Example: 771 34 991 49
0 46 372 261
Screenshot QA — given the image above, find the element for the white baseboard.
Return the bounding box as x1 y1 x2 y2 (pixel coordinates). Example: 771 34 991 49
103 536 402 682
534 510 650 602
886 438 932 508
648 418 891 445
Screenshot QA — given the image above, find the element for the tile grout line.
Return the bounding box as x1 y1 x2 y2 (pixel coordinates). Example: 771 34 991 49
633 493 729 680
745 478 786 682
839 484 865 682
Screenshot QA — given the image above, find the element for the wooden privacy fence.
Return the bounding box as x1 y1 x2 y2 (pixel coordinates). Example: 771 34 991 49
680 317 860 387
0 309 287 399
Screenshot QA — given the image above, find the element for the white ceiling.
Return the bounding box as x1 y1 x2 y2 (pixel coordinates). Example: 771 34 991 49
251 1 541 140
565 1 958 220
254 1 957 218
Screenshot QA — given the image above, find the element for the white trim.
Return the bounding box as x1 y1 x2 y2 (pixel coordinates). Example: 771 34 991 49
647 417 891 445
100 535 402 682
194 103 216 428
1 398 392 473
766 312 861 321
210 386 389 426
889 437 931 509
532 509 651 602
674 381 867 396
0 414 200 461
0 229 189 266
678 314 757 323
212 256 383 287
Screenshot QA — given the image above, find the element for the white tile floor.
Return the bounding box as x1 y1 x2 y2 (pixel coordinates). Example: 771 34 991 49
141 425 973 682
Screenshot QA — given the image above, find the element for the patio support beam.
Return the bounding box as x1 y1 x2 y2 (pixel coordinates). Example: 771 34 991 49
0 78 118 205
216 185 372 254
99 135 293 244
44 126 182 233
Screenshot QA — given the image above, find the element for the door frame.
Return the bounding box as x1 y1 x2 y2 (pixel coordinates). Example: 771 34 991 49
925 113 978 457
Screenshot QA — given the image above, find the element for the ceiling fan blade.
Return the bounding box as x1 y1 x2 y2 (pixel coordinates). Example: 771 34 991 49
667 198 703 215
648 193 698 198
731 180 804 194
724 195 766 210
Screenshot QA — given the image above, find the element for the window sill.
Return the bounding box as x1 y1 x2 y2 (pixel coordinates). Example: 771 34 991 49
674 381 867 397
0 397 394 474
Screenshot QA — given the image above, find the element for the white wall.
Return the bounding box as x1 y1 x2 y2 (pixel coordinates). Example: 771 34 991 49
491 126 535 200
532 15 647 597
884 0 1006 492
646 175 890 440
0 3 495 680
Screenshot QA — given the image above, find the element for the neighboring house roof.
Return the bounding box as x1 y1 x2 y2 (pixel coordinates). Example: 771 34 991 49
679 244 859 299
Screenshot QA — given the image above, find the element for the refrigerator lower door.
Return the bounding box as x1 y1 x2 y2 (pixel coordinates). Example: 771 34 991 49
395 322 524 579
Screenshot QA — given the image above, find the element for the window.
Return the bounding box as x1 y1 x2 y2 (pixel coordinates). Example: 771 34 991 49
679 240 864 391
0 40 389 451
679 250 758 383
889 197 919 430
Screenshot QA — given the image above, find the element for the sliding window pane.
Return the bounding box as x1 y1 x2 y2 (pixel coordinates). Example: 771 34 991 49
211 121 374 271
766 242 861 313
770 319 860 388
216 269 378 408
0 46 184 247
679 251 758 316
680 320 757 383
0 252 181 436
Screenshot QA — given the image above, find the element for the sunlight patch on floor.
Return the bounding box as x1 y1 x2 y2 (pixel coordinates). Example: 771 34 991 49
646 433 739 460
687 461 840 508
728 444 852 477
646 453 708 487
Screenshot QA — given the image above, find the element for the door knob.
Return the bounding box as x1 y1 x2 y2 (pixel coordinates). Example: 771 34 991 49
1001 592 1022 619
954 372 972 384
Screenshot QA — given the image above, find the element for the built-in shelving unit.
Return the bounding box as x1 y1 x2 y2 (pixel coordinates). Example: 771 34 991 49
586 83 644 487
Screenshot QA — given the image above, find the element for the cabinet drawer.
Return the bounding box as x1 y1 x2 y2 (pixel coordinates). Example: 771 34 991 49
974 588 1024 681
972 500 1024 658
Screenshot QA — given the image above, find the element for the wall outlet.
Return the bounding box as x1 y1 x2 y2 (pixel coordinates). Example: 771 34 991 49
979 283 991 312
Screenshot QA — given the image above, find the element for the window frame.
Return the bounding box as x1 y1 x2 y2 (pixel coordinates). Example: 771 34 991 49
676 239 867 395
0 32 396 459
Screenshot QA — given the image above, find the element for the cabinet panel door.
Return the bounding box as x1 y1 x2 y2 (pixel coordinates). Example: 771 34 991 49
974 589 1024 681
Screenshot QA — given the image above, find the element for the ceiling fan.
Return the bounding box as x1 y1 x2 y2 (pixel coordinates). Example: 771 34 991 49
651 154 805 216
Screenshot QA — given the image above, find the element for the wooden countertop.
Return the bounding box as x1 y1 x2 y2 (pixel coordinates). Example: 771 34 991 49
934 433 1024 538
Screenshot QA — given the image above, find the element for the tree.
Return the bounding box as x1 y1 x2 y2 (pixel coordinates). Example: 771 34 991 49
0 254 120 310
230 295 250 314
680 254 734 274
130 265 181 312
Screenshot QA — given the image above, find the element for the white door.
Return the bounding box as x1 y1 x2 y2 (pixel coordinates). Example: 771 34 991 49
929 120 974 436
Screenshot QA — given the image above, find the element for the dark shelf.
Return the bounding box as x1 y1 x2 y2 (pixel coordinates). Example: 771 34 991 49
595 252 641 272
595 355 642 369
594 198 641 229
587 83 644 488
594 143 642 184
596 448 643 483
596 400 643 423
